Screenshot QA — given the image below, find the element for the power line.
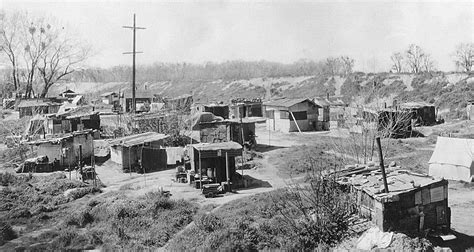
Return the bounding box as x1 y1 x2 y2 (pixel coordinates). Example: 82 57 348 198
123 13 146 114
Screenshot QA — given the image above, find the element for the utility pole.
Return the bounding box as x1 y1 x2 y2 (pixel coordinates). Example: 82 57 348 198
123 13 146 114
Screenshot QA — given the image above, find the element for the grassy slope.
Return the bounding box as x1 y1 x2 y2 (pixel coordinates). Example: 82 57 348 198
53 71 473 119
0 172 198 250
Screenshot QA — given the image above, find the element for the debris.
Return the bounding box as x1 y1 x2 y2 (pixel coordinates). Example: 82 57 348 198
439 234 456 241
356 227 393 250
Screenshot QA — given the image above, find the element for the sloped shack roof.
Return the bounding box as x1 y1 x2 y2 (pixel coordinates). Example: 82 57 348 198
100 92 117 97
337 169 445 202
263 98 317 108
313 98 330 107
109 132 168 147
26 130 94 145
18 99 61 108
189 141 243 158
400 102 435 109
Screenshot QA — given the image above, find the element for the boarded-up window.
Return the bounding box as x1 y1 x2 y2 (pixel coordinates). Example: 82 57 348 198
290 111 307 121
280 111 289 119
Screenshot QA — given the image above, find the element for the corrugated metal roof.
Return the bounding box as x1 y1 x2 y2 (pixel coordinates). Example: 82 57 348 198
263 98 315 108
109 132 169 147
190 141 242 151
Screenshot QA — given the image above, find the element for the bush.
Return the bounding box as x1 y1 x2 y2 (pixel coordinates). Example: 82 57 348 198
67 187 102 200
0 222 17 245
0 172 16 186
194 213 224 233
65 208 94 227
8 207 31 219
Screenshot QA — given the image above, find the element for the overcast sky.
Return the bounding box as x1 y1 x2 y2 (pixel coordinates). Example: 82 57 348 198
1 0 473 72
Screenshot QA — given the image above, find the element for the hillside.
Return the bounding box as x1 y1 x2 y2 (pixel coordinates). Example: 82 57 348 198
54 72 474 119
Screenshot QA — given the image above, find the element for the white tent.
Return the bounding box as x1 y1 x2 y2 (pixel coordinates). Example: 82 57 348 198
429 137 474 182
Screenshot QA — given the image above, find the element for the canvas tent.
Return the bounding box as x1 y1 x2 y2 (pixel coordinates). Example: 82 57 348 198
429 137 474 182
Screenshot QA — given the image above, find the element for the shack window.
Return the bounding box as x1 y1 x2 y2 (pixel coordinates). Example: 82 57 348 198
265 110 274 119
290 111 307 121
280 111 289 119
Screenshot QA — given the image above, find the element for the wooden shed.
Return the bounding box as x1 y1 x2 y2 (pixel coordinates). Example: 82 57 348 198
109 132 168 172
338 169 450 233
27 130 94 168
230 98 263 119
198 119 256 147
263 98 320 132
17 99 61 118
187 142 242 186
400 102 437 126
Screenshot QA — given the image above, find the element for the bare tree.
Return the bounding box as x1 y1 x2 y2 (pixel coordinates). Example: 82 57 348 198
331 99 413 166
340 56 355 76
0 11 24 91
405 44 435 73
325 57 342 76
390 52 404 73
421 54 436 72
22 16 50 97
324 56 354 76
453 43 474 72
0 11 90 98
37 30 90 97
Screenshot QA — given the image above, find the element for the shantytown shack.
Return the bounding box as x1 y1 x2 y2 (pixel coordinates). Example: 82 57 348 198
26 130 94 168
337 168 449 233
187 141 242 189
263 98 320 132
109 132 168 172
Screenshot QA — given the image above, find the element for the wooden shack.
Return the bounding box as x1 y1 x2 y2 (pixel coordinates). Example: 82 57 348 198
17 99 61 118
198 119 256 147
109 132 168 172
193 103 230 119
27 130 94 168
230 98 263 119
187 142 242 185
337 169 450 233
263 98 320 132
100 92 119 105
313 97 331 131
164 94 193 112
400 102 436 126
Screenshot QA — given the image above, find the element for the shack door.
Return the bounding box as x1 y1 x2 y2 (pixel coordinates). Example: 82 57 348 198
141 147 167 172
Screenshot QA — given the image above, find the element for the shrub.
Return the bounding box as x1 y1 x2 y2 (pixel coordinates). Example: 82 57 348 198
67 187 102 200
65 208 94 227
0 172 16 186
8 207 31 219
194 213 224 233
0 222 17 245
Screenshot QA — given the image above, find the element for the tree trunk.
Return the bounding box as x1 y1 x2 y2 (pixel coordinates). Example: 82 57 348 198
40 84 50 98
12 57 19 91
